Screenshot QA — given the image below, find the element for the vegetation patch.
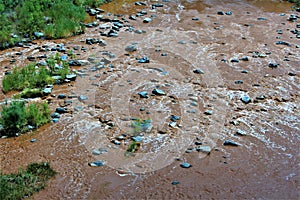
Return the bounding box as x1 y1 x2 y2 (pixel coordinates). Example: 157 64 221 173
0 100 50 137
2 53 69 95
0 162 56 200
0 0 111 49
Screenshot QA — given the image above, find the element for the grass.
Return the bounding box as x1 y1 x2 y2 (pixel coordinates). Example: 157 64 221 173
0 162 56 200
0 100 50 137
2 53 69 94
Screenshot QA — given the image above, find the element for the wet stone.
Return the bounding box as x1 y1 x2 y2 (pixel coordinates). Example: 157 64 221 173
170 115 180 122
125 44 137 52
236 129 247 136
138 91 149 98
224 140 239 146
193 68 204 74
180 162 192 168
57 94 66 99
269 63 279 69
88 160 104 167
240 95 251 104
143 17 152 23
56 107 67 113
132 136 143 142
138 57 150 63
171 181 180 185
30 138 37 143
152 88 166 95
79 95 88 101
92 150 101 155
50 112 61 118
204 110 213 115
235 80 243 84
196 146 212 154
52 118 59 123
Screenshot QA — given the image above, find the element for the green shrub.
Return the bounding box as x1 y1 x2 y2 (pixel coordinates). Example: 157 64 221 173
2 54 69 94
0 100 50 137
0 162 56 200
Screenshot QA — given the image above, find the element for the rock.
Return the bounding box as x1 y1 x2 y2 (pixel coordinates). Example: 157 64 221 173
42 86 53 95
52 118 59 123
143 17 152 23
56 107 67 114
135 2 146 6
236 129 247 136
231 58 239 63
180 162 192 168
78 95 88 101
195 141 202 145
287 14 298 22
30 138 37 143
257 17 267 21
217 11 225 15
240 95 251 104
66 74 77 81
268 63 279 69
171 181 180 185
138 57 150 63
112 140 121 145
125 44 137 52
193 68 204 74
192 17 199 21
99 39 107 46
57 94 66 99
132 136 143 142
235 80 243 84
129 15 136 20
138 91 149 98
224 140 239 146
204 110 213 115
196 146 211 154
169 121 177 128
152 89 165 95
92 150 101 155
50 112 61 118
34 32 44 38
88 160 104 167
170 115 180 122
225 11 232 15
276 41 291 46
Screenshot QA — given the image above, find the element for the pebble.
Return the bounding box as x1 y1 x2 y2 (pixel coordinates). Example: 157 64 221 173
180 162 192 168
193 68 204 74
240 95 251 104
152 88 166 95
132 136 143 142
56 107 67 113
30 138 37 143
88 160 104 167
268 63 279 69
171 181 180 185
196 146 212 154
138 57 150 63
236 129 247 136
79 95 88 101
169 121 177 128
170 115 180 122
125 44 137 52
204 110 213 115
57 94 66 99
224 140 239 146
92 150 101 155
143 18 152 23
138 91 149 98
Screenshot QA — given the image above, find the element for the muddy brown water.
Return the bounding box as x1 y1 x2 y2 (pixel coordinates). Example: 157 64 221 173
0 0 299 199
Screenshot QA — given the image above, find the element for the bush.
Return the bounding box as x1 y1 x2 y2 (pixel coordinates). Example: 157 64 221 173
0 162 56 200
2 53 69 94
0 100 50 137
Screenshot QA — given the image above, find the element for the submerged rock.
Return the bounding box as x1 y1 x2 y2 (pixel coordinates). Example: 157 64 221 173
180 162 192 168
